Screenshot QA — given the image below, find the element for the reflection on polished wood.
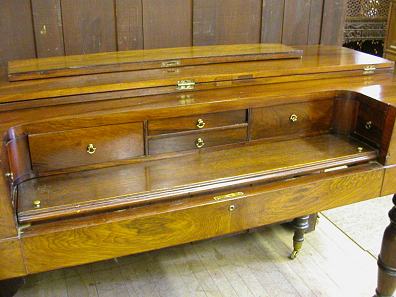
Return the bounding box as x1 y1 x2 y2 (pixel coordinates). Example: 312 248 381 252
0 44 395 297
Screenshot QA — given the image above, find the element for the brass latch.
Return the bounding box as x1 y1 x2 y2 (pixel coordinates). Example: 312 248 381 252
177 80 196 91
363 65 376 75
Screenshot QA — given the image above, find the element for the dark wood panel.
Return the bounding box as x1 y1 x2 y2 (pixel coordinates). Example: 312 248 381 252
321 0 346 45
61 0 117 55
308 0 324 44
0 0 36 66
261 0 285 43
142 0 192 49
115 0 143 51
282 0 311 45
31 0 65 57
193 0 262 45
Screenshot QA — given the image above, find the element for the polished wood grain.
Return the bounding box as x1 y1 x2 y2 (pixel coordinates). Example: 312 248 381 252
251 99 334 140
17 134 376 223
380 165 396 196
29 122 144 172
8 44 302 81
148 109 247 135
0 238 26 280
20 163 383 274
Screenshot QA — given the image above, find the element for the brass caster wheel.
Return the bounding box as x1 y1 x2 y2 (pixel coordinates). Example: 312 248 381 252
289 250 299 260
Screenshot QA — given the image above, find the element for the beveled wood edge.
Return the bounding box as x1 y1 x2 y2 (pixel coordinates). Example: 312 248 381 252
17 149 377 224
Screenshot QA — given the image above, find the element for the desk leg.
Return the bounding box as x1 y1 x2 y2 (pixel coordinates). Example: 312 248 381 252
290 215 310 260
376 195 396 297
0 277 24 297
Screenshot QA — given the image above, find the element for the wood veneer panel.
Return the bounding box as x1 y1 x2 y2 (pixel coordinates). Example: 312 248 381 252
17 134 377 223
61 0 117 55
321 0 347 45
31 0 65 58
282 0 311 45
0 0 36 66
115 0 143 51
193 0 262 46
261 0 285 43
21 163 383 274
308 0 324 44
0 238 26 280
142 0 192 49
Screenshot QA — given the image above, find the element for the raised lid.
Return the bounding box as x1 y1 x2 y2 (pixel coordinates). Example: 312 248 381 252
17 134 376 224
8 44 303 81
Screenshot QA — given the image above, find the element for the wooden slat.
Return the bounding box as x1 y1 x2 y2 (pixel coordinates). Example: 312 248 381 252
321 0 347 45
282 0 311 45
193 0 262 45
261 0 285 43
61 0 117 55
0 0 36 67
142 0 192 49
31 0 65 58
115 0 143 51
308 0 324 44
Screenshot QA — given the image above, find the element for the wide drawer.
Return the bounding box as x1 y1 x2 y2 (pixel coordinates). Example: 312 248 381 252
251 100 334 140
29 122 144 171
148 110 247 135
148 126 247 155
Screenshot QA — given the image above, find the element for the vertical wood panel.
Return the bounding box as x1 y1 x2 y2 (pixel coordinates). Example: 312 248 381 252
282 0 311 45
261 0 285 43
61 0 117 55
0 0 36 66
308 0 324 44
116 0 143 51
142 0 192 49
31 0 65 57
193 0 262 46
321 0 346 45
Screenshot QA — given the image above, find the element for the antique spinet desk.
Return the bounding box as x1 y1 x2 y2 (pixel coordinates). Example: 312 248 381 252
0 44 395 297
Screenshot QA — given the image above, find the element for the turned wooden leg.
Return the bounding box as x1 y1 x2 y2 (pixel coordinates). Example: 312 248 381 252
289 215 310 260
376 195 396 297
0 277 24 297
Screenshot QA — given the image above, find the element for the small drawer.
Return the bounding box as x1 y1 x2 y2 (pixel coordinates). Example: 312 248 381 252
29 122 144 171
251 100 334 140
354 102 385 146
149 127 247 155
148 110 247 135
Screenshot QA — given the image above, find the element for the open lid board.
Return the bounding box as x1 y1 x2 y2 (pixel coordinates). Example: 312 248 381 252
8 44 303 81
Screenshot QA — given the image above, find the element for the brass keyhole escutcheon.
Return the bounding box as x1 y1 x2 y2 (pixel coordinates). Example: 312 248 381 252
289 114 298 123
86 144 97 155
33 200 41 208
365 121 373 130
196 138 205 148
229 205 236 212
196 118 206 129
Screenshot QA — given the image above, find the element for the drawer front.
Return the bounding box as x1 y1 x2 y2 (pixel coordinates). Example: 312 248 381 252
148 110 247 135
251 100 334 140
29 122 144 171
354 102 385 146
149 127 247 155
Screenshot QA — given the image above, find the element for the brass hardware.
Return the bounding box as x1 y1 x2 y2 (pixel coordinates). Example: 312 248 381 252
33 200 41 208
40 25 47 35
5 172 13 179
357 147 363 152
86 144 97 155
196 118 206 129
229 205 236 212
17 223 31 237
289 114 298 123
195 138 205 148
363 65 376 75
213 192 245 201
324 165 348 173
177 80 195 91
365 121 373 130
161 60 181 68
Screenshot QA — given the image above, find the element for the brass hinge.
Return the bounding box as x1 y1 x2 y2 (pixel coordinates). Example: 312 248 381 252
177 80 195 91
363 65 376 75
17 223 31 237
213 192 245 201
161 60 181 68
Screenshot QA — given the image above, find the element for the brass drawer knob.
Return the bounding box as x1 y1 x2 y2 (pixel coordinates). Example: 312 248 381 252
33 200 41 208
289 114 298 123
196 138 205 148
86 144 97 155
365 121 373 130
196 118 206 129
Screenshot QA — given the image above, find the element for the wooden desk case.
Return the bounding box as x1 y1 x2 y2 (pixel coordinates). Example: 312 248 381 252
0 44 395 297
